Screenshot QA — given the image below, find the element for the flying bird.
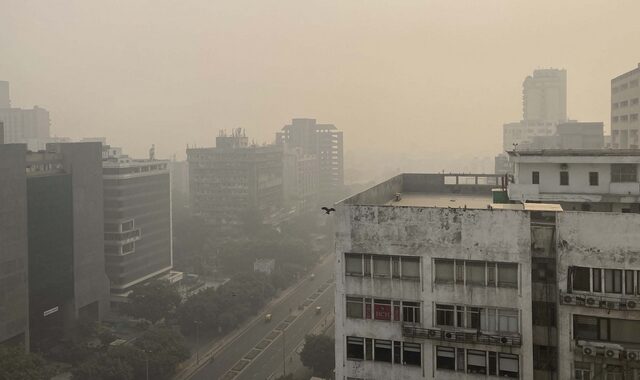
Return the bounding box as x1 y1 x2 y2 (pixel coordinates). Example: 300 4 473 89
321 207 336 214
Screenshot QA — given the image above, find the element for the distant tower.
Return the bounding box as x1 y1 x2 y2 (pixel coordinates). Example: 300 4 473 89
522 69 567 122
0 81 10 109
149 144 155 160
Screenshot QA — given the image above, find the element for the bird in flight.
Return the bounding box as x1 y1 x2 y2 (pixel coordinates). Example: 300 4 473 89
321 207 336 214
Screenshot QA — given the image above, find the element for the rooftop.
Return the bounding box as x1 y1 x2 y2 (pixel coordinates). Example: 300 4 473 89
507 149 640 157
384 192 492 209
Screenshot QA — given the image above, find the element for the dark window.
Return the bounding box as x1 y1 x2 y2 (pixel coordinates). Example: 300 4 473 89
374 339 392 362
393 341 401 364
573 315 602 340
532 301 556 327
346 337 364 360
373 256 390 277
533 345 558 371
346 297 363 319
436 346 456 370
488 351 497 375
467 350 487 374
592 269 602 292
436 304 454 326
560 171 569 186
497 263 518 288
456 348 465 372
572 266 591 292
605 269 622 293
589 172 599 186
345 254 362 275
434 259 454 283
499 353 519 378
365 338 372 360
402 342 421 366
625 270 635 295
402 301 420 323
532 171 540 184
611 164 637 182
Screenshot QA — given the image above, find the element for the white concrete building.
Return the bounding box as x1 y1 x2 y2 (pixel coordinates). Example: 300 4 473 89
523 69 567 123
0 81 51 151
611 64 640 149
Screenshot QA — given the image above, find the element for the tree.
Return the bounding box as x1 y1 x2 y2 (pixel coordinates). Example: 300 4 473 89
0 346 56 380
122 280 182 323
133 326 190 380
299 334 335 378
71 352 134 380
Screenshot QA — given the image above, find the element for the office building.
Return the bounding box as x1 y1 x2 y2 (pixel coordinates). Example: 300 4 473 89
187 129 284 225
0 144 29 350
0 81 51 151
102 146 174 303
283 146 319 212
277 118 343 203
6 143 110 350
523 69 567 123
526 122 604 151
335 168 640 380
611 64 640 149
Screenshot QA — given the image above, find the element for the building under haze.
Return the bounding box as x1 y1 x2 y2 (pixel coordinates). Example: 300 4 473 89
0 143 110 351
187 129 284 225
102 146 175 304
523 69 567 123
282 145 319 212
611 63 640 149
0 81 51 151
335 167 640 380
277 118 343 203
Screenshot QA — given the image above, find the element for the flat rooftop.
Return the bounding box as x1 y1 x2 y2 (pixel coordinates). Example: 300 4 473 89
507 149 640 157
384 192 492 209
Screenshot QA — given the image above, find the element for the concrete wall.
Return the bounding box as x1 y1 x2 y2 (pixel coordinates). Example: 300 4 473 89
556 211 640 379
0 144 29 349
335 204 533 379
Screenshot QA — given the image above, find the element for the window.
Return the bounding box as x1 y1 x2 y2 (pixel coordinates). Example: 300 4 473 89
345 253 362 275
466 261 485 285
632 98 639 106
572 266 591 291
374 340 392 362
487 262 496 286
467 350 487 374
456 348 465 372
373 299 392 321
346 337 364 360
532 171 540 184
436 304 455 326
373 256 390 277
625 270 635 295
605 269 622 293
488 352 497 375
589 172 599 186
346 297 363 318
402 301 420 323
611 164 637 182
436 346 456 370
401 257 420 279
499 353 519 378
498 263 518 288
402 342 421 366
592 268 602 292
560 171 569 186
393 341 401 364
498 309 519 333
391 257 400 278
466 307 481 329
632 113 639 122
434 259 454 283
365 338 372 360
573 315 602 340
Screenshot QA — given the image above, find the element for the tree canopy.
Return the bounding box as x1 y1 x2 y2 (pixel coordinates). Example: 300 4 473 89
122 280 182 323
0 346 56 380
299 334 335 378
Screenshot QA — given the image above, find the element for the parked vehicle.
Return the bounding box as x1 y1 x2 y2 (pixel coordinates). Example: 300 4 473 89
264 313 272 322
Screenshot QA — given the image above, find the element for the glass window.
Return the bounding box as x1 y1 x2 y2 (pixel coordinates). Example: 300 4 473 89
402 342 421 366
346 337 364 360
605 269 622 293
455 261 465 284
365 338 372 360
498 263 518 288
436 346 455 370
467 350 487 374
391 257 400 278
625 270 634 295
498 309 519 333
499 353 519 378
345 254 362 275
487 262 496 286
609 319 640 344
374 339 392 362
532 171 540 184
466 261 485 285
592 269 602 292
373 256 390 277
572 266 591 292
346 297 363 319
402 301 420 324
434 259 454 283
611 164 637 182
560 171 569 186
401 257 420 279
436 304 455 326
364 298 372 319
363 255 371 276
573 315 599 340
589 172 599 186
488 351 497 375
393 341 401 364
456 348 465 372
466 307 481 329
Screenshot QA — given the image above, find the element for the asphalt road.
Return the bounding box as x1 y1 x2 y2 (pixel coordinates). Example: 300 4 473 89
190 255 335 380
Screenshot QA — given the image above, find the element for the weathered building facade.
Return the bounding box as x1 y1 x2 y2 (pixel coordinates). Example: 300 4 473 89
611 63 640 149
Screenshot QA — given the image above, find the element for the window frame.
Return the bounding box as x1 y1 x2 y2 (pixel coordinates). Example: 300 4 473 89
560 171 569 186
589 172 599 186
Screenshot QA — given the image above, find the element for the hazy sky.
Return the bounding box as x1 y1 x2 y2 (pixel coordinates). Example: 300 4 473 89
2 0 639 160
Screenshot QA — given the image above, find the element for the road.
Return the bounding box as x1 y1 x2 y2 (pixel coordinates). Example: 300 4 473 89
188 254 335 380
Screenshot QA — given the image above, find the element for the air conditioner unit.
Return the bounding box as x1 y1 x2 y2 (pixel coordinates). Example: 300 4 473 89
444 331 456 341
586 297 596 306
626 350 640 361
605 348 621 359
562 294 575 305
582 345 596 356
627 300 638 309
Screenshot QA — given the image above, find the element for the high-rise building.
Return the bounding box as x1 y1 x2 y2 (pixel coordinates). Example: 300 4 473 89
523 69 567 123
0 82 51 151
187 129 284 225
336 161 640 380
1 143 111 350
282 145 319 212
276 118 343 203
611 63 640 149
102 146 174 304
0 144 29 350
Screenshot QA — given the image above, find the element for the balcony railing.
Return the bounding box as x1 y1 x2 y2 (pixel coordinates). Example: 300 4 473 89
560 291 640 312
402 325 521 347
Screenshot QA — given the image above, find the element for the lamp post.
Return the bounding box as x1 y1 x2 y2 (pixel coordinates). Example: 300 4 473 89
144 349 152 380
195 320 202 364
282 327 286 377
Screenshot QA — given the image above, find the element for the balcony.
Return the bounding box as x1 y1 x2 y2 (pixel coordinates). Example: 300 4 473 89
560 291 640 312
609 182 640 195
402 325 521 347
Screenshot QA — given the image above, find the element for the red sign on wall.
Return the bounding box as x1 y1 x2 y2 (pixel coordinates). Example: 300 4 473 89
374 304 391 320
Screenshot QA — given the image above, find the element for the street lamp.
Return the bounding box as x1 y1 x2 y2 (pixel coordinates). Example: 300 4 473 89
194 320 202 364
282 327 286 377
144 349 152 380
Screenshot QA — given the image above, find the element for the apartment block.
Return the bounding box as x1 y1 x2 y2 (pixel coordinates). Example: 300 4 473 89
0 81 51 151
187 129 284 225
283 146 319 212
102 147 173 303
277 118 343 203
611 64 640 149
523 69 567 123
